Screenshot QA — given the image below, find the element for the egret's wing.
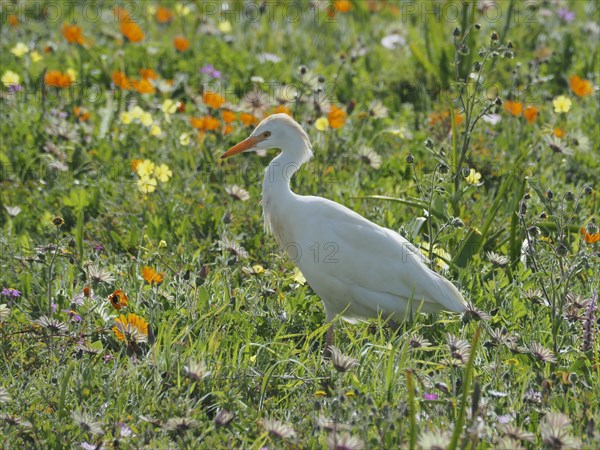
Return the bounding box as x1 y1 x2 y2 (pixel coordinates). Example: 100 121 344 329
301 197 466 313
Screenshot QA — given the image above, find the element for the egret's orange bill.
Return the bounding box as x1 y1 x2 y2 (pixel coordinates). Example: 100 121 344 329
221 135 262 159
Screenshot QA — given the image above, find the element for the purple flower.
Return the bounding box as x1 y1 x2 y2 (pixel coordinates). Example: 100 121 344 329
93 243 104 252
118 421 134 437
498 414 512 424
51 303 58 313
63 310 82 322
1 288 21 298
422 393 439 401
200 64 222 79
557 7 574 22
7 84 22 94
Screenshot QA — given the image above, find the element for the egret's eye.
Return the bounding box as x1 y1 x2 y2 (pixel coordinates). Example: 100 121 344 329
263 131 271 138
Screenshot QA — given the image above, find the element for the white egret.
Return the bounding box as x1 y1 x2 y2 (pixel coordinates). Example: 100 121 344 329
222 114 467 350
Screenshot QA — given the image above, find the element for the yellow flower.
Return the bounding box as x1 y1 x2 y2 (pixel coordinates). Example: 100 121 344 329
112 313 149 343
30 50 42 63
154 164 172 182
150 124 162 137
218 21 232 33
420 242 450 271
161 99 179 115
464 168 482 185
137 176 157 194
252 264 264 274
140 111 153 127
120 111 132 124
175 3 191 16
552 95 572 113
179 132 191 146
130 106 144 120
1 70 20 86
66 68 77 82
292 267 306 284
136 159 155 177
10 42 29 57
158 240 167 248
315 117 329 131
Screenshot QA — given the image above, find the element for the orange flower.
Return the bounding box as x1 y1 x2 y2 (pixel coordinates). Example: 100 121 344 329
240 113 258 127
108 290 128 310
130 159 142 172
141 266 165 284
44 70 73 88
224 125 233 135
120 21 144 42
131 78 155 94
328 105 347 129
190 116 221 131
221 110 236 123
174 35 190 52
73 106 90 121
272 105 292 116
553 128 565 138
7 14 19 26
428 110 462 127
114 6 130 22
334 1 353 13
155 6 174 23
61 23 85 45
523 106 538 124
112 71 130 89
112 313 149 342
580 228 600 244
569 75 593 97
203 91 225 109
139 68 159 80
83 286 91 297
504 100 523 117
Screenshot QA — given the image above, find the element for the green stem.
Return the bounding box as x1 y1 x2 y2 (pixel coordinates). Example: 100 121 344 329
448 326 482 450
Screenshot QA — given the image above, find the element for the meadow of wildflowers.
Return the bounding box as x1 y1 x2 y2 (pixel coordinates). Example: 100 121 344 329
0 1 598 448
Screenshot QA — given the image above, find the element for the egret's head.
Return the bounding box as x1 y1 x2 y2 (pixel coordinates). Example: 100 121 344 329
221 114 311 159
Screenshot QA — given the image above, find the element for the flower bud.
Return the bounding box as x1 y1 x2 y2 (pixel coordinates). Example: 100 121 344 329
491 31 499 41
453 27 461 37
405 153 414 163
452 218 464 228
556 244 568 257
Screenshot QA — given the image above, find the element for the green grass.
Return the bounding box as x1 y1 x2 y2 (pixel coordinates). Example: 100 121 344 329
1 1 599 448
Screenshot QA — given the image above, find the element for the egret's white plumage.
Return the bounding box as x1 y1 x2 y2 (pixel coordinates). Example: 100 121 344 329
222 114 467 342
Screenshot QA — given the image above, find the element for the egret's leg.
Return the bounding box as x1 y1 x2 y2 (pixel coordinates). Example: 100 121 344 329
323 324 334 358
388 319 400 332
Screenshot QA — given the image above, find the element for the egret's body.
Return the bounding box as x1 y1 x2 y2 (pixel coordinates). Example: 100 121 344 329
222 114 467 345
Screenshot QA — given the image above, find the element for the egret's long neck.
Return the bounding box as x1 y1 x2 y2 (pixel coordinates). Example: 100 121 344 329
262 136 312 242
262 138 312 201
